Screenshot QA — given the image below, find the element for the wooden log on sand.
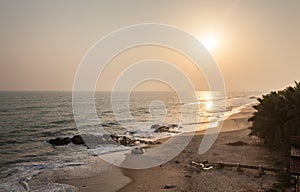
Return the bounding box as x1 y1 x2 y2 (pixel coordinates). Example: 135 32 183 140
214 162 286 173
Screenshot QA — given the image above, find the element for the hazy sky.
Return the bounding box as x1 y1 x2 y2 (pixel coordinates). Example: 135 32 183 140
0 0 299 92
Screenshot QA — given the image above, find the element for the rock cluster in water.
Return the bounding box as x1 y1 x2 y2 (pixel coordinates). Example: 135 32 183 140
110 135 160 146
48 137 72 146
48 134 161 147
48 123 179 147
151 124 181 133
48 134 112 146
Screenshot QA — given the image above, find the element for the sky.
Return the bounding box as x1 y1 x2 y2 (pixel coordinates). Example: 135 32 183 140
0 0 299 92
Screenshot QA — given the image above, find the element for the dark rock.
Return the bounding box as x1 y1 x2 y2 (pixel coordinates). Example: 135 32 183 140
169 124 179 128
110 135 136 146
141 140 160 146
151 124 161 129
102 134 117 144
154 125 170 133
151 124 180 133
110 135 118 142
49 137 71 146
71 135 85 145
226 141 248 146
49 134 120 147
163 184 176 189
72 134 163 147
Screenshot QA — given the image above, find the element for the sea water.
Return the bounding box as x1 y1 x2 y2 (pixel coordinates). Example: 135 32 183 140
0 91 261 191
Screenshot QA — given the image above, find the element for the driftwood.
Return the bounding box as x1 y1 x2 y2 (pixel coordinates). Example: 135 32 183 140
190 160 286 175
214 162 286 173
191 161 213 170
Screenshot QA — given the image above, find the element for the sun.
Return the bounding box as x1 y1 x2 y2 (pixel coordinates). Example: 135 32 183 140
200 35 218 51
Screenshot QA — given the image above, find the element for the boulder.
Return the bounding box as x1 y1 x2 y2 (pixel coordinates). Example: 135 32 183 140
226 141 248 146
49 134 118 147
110 135 137 146
49 133 160 148
49 137 71 146
154 125 170 133
151 124 180 133
71 135 85 145
151 124 161 129
169 124 179 128
163 184 176 189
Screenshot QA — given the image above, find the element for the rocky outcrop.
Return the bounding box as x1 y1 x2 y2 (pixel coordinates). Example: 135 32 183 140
225 141 248 146
48 135 85 146
49 134 107 146
110 135 135 146
70 135 85 145
48 137 71 146
49 134 161 147
151 124 180 133
109 135 161 147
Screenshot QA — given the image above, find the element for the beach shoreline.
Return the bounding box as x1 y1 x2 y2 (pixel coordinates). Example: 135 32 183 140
61 104 278 191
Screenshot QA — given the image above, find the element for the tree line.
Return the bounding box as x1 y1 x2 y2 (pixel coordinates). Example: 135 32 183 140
249 82 300 154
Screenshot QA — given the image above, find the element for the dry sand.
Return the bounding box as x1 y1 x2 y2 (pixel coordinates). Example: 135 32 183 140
63 106 279 192
61 166 131 192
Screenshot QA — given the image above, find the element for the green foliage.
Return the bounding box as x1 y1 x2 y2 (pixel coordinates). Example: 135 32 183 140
249 82 300 151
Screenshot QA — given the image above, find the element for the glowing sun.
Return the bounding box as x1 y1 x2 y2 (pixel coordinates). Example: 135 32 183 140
201 35 218 51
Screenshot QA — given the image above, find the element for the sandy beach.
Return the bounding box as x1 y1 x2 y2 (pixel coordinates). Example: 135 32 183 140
62 105 279 192
2 1 299 191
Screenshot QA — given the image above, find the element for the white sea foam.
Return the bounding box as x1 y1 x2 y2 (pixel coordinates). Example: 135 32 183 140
0 91 261 190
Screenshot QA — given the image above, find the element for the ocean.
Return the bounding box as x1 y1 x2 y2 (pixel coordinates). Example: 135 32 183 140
0 91 261 191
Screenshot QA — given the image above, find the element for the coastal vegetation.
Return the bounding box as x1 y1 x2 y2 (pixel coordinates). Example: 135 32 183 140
249 82 300 191
249 81 300 154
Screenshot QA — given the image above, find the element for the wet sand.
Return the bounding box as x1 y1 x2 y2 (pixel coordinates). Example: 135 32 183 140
62 105 278 191
119 105 277 192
